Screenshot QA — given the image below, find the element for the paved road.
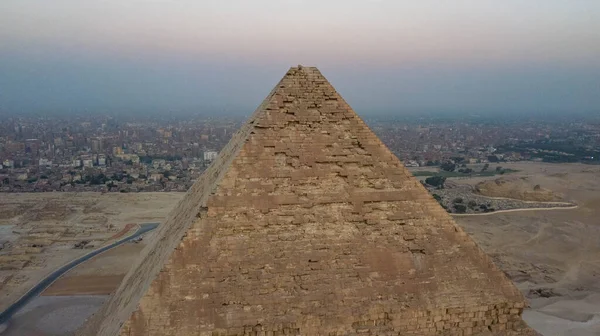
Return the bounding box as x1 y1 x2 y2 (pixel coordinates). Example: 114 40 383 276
0 223 159 325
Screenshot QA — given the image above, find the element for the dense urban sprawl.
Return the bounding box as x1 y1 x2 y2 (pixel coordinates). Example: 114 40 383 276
1 113 598 192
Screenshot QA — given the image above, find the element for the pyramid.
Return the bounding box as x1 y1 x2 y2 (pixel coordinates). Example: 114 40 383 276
79 66 535 336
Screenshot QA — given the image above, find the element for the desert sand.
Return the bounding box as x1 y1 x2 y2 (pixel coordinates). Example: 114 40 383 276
451 162 600 336
42 243 147 296
0 192 184 312
2 295 109 336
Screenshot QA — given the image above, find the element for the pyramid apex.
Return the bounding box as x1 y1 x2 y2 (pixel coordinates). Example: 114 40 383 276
289 64 318 72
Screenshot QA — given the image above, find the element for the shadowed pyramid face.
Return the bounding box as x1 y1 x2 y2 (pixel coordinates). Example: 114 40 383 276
78 66 535 336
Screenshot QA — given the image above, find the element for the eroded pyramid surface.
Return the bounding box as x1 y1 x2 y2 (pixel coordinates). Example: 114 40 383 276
78 66 535 336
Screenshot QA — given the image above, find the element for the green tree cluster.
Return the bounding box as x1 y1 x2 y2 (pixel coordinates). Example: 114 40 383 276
425 176 446 188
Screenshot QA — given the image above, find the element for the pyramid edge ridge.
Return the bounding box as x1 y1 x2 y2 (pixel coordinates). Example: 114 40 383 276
75 69 293 336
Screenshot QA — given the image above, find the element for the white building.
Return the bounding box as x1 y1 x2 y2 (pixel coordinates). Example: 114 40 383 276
203 151 218 162
39 158 52 166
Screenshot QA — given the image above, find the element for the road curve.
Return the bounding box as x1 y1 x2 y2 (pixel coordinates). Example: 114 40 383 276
0 222 160 325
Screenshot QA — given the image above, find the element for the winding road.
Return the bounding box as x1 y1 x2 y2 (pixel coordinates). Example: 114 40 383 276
0 222 159 325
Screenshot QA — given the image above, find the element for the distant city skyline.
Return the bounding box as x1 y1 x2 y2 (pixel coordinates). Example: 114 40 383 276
1 0 599 115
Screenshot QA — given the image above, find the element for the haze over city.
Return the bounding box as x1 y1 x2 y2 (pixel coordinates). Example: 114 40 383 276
1 0 599 115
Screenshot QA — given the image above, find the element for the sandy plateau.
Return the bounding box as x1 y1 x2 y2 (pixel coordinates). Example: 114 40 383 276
446 162 600 336
1 162 600 335
0 193 184 312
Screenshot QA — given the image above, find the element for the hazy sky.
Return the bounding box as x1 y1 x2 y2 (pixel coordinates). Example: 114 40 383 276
1 0 599 115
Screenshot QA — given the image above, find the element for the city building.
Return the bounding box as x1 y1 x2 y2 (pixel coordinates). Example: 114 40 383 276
203 150 218 162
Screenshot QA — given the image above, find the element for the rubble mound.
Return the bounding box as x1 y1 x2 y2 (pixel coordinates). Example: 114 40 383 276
476 177 561 202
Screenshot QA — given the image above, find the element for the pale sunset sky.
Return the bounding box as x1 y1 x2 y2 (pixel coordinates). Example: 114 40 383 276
0 0 599 115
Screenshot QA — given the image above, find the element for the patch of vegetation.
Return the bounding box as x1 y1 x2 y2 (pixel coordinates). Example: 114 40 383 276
478 204 496 213
88 173 108 185
425 176 446 188
496 140 600 164
453 204 467 213
412 169 518 178
412 171 437 177
488 155 500 162
440 161 456 172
